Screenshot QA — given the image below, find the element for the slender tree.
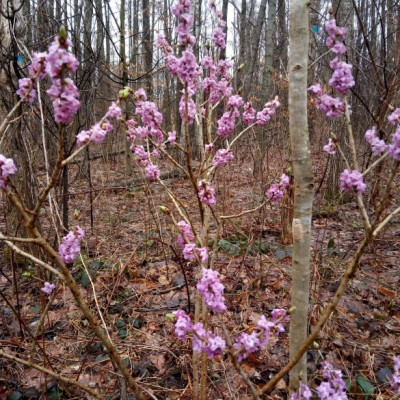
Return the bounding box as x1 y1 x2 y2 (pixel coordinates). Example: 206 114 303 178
288 0 312 393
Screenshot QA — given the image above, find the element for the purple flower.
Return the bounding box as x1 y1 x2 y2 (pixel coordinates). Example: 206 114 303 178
279 174 290 190
58 226 85 263
233 332 261 361
0 155 17 190
243 103 256 124
156 33 172 54
183 243 196 260
256 99 280 125
28 52 47 79
196 247 208 263
329 59 355 95
145 163 160 180
308 84 322 96
392 355 400 392
323 138 336 155
205 143 214 152
212 27 226 49
17 78 36 103
216 111 236 137
316 362 348 400
388 126 400 160
267 184 284 202
197 268 226 313
340 169 366 194
177 220 195 248
289 384 313 400
106 102 122 119
179 94 196 125
198 180 217 205
167 130 177 145
364 126 387 155
388 108 400 125
192 322 226 359
213 149 234 167
317 94 345 118
41 282 56 295
173 309 192 341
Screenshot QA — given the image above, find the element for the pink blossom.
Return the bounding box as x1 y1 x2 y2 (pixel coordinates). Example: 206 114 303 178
17 78 36 103
289 384 313 400
202 55 214 69
41 282 56 295
364 126 387 155
134 88 147 102
197 268 226 313
329 58 355 95
167 130 177 145
28 52 47 79
340 169 366 194
267 184 284 202
308 84 322 96
323 138 336 155
243 103 256 124
58 226 85 263
388 108 400 125
171 0 190 17
256 99 280 125
0 155 17 190
209 78 232 104
233 332 261 362
317 94 345 118
216 111 235 137
106 102 122 119
196 247 208 262
145 163 160 180
227 94 244 109
392 355 400 391
179 94 196 124
198 180 217 205
212 149 234 167
325 19 346 41
192 322 226 359
205 143 214 152
388 126 400 160
156 33 172 54
173 309 192 341
183 243 195 260
212 27 226 49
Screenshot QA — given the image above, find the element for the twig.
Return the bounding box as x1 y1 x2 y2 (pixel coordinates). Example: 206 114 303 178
0 349 106 400
220 201 266 220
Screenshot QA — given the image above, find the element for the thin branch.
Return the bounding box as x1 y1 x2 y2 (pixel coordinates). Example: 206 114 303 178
220 201 266 220
0 349 106 400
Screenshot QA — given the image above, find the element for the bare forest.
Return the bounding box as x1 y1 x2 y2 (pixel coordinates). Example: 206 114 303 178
0 0 399 399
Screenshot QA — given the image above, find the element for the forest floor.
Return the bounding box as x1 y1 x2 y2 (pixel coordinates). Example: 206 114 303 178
0 146 399 400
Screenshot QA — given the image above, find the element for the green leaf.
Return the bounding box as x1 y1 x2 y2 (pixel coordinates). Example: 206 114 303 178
6 391 22 400
356 375 375 399
327 238 335 249
119 329 127 339
95 354 110 363
91 259 104 269
48 385 63 399
115 319 126 329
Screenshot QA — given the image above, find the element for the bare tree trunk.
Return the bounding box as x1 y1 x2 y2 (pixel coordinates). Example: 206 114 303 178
236 0 247 91
142 0 153 95
288 0 312 394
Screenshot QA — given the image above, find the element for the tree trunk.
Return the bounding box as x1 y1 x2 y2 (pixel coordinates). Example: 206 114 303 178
142 0 153 95
288 0 312 394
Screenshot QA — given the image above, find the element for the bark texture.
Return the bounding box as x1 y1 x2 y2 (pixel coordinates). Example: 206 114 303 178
288 0 313 393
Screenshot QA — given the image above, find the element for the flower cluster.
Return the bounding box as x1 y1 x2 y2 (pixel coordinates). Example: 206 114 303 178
0 154 17 190
364 126 387 156
197 268 226 313
323 138 336 155
392 355 400 392
17 34 81 124
213 148 234 167
316 362 348 400
388 109 400 160
308 19 354 118
41 282 56 295
233 309 288 361
176 220 208 263
339 169 366 194
289 383 313 400
267 173 290 202
198 180 217 205
172 309 226 359
58 226 85 263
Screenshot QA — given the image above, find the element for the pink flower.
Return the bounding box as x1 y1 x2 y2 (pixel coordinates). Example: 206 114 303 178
28 52 47 79
323 138 336 155
267 184 284 202
216 111 236 137
41 282 56 295
212 27 226 49
58 226 85 263
233 332 261 361
145 163 160 180
183 243 196 260
167 130 177 145
106 102 122 119
243 103 256 124
329 58 354 95
388 126 400 160
192 322 226 359
364 126 387 156
256 99 280 125
196 247 208 262
212 149 234 167
340 169 366 194
205 144 214 152
17 78 36 103
197 268 226 313
0 155 17 190
177 220 195 248
179 94 196 125
173 309 192 341
388 108 400 125
392 355 400 391
198 180 217 205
